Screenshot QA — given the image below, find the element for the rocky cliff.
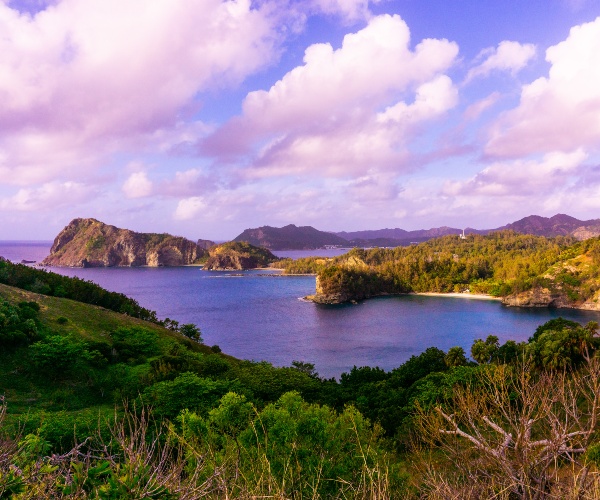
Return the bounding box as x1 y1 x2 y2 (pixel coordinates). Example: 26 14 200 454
202 241 279 270
42 218 209 267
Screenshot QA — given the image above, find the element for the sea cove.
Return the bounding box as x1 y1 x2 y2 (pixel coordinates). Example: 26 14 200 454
49 266 600 378
2 241 600 378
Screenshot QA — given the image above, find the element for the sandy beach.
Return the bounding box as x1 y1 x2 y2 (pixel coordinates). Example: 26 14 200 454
415 292 502 301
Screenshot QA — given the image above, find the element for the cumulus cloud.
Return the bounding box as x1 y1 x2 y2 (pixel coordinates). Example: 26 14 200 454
0 181 93 211
0 0 285 185
174 196 207 221
465 41 536 82
486 17 600 157
443 149 588 197
122 171 153 199
202 14 459 177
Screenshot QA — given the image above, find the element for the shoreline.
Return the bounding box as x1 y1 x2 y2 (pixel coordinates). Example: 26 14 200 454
414 292 502 301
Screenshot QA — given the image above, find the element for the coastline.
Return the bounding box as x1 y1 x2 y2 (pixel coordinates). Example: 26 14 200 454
414 292 502 301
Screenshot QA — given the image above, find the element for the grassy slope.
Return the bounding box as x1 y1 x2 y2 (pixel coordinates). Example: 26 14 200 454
0 283 221 415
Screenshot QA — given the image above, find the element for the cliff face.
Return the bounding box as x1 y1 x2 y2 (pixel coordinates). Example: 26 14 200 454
202 241 279 270
42 218 207 267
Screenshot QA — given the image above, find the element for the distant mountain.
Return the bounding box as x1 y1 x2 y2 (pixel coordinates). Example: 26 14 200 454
337 226 486 247
336 214 600 247
42 218 212 267
337 228 410 240
495 213 600 237
233 224 349 250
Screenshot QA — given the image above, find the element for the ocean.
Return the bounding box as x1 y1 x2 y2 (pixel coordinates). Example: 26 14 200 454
2 241 599 378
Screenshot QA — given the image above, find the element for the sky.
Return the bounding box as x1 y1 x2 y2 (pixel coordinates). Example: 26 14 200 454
2 0 600 240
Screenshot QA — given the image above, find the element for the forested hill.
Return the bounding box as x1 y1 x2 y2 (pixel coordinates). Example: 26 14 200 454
234 223 348 250
202 241 280 270
1 265 600 496
280 231 600 308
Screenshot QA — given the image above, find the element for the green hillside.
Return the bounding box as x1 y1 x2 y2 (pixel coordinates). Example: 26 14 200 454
282 231 600 307
1 258 600 498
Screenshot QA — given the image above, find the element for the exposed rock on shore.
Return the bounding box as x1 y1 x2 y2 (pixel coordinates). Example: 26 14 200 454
502 287 600 311
42 218 211 267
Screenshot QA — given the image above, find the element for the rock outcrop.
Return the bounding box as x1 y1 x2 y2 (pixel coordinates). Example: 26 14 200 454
502 287 600 311
42 218 208 267
202 242 279 270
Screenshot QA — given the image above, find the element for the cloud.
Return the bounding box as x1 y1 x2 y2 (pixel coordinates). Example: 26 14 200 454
463 92 502 122
442 149 588 197
0 181 93 211
0 0 287 185
122 171 153 199
202 14 459 178
174 196 207 221
308 0 379 23
158 168 217 197
486 17 600 157
466 41 536 82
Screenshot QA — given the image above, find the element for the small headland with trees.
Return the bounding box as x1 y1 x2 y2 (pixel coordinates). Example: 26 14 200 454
278 231 600 311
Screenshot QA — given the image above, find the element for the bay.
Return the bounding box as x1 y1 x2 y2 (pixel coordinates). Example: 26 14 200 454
2 241 600 378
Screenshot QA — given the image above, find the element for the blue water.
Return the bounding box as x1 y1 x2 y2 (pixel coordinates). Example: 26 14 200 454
2 241 600 378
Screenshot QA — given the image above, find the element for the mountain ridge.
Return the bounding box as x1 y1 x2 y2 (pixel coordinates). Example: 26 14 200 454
233 214 600 250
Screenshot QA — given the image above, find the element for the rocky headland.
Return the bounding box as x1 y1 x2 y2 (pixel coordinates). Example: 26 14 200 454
41 218 213 267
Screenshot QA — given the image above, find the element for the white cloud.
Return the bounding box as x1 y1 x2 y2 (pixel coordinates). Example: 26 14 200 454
174 196 207 220
122 171 153 199
0 0 286 185
442 149 588 197
308 0 379 23
203 14 459 177
466 41 536 82
486 17 600 157
463 92 501 122
0 181 92 211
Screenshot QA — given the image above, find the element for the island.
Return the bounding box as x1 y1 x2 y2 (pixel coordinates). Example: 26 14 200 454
41 218 214 267
202 241 279 270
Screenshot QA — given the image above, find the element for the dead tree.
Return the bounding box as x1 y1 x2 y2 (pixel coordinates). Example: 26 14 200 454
416 356 600 499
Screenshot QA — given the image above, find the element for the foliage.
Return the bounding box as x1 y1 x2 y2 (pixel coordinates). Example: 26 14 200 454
282 232 600 304
0 297 41 347
179 323 202 343
0 258 159 322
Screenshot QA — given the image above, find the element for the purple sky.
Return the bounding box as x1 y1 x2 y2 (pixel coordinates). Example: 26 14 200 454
2 0 600 240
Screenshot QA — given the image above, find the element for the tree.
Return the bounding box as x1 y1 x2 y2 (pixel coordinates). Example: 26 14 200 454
444 346 468 367
291 360 319 378
471 335 499 364
179 323 202 343
416 356 600 498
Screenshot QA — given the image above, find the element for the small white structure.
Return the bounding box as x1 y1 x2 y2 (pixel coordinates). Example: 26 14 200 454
459 229 466 239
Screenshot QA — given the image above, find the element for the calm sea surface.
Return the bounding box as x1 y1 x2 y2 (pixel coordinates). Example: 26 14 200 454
2 241 600 378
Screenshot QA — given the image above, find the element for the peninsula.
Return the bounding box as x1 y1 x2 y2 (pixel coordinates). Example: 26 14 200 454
287 231 600 311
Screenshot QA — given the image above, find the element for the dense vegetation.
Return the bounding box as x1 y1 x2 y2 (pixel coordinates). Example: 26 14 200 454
280 231 600 304
1 264 600 497
0 258 159 321
202 241 280 270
